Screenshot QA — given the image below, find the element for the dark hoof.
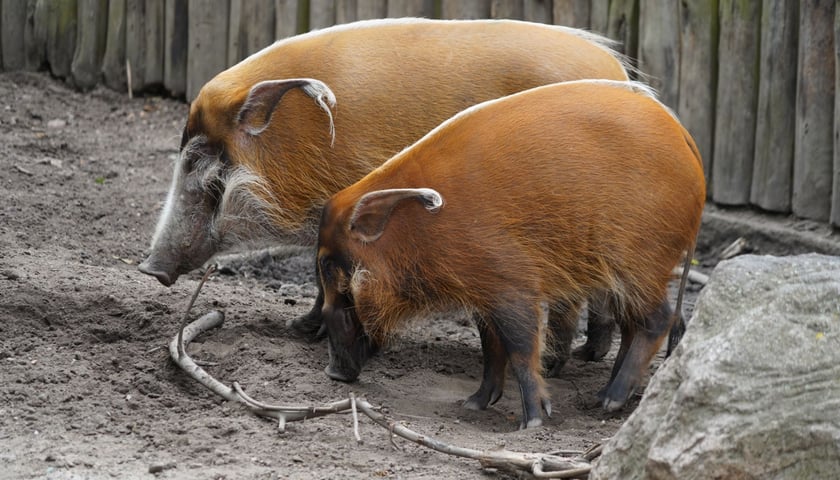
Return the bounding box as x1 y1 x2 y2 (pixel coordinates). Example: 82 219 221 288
286 310 326 340
463 386 503 411
544 356 567 378
520 416 543 429
597 383 635 412
572 342 610 362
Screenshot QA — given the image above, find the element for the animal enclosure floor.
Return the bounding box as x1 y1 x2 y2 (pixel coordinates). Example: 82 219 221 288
0 72 705 479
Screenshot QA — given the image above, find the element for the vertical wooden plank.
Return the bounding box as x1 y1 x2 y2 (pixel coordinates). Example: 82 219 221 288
750 0 798 212
102 0 126 91
386 0 433 17
552 0 590 29
0 2 3 70
834 5 840 226
187 0 229 102
793 0 835 221
243 1 276 55
523 0 551 23
229 0 275 65
227 0 242 65
713 0 761 205
45 0 78 79
125 0 146 91
2 0 28 70
163 0 187 97
336 0 357 23
678 0 718 194
144 0 164 86
275 0 300 39
491 0 523 19
441 0 491 19
606 0 639 58
356 0 386 19
638 0 680 109
310 0 336 30
590 0 610 35
71 0 108 91
25 0 48 71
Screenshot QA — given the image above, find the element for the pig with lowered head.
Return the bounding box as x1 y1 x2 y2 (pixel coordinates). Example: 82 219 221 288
137 18 631 354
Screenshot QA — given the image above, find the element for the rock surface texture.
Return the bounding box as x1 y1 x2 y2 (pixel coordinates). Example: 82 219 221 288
591 254 840 479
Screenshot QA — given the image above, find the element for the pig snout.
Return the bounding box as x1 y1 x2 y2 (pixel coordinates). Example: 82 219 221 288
137 256 179 287
322 301 376 383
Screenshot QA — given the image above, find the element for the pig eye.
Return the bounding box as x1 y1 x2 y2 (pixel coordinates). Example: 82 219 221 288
319 257 335 280
182 138 222 173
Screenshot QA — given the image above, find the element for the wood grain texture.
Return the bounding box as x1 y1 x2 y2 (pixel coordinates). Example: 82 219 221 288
589 0 610 35
834 3 840 226
101 0 127 91
186 0 229 102
386 0 433 18
751 0 797 212
523 0 552 23
552 0 590 29
793 0 835 221
71 0 108 91
228 0 274 66
678 0 718 194
2 0 28 70
163 0 187 97
606 0 639 58
441 0 491 19
638 0 679 109
45 0 78 78
310 0 336 30
491 0 523 19
275 0 299 39
712 0 760 205
144 0 164 86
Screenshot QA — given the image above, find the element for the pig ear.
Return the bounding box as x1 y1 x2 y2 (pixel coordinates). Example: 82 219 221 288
349 188 443 243
237 78 337 141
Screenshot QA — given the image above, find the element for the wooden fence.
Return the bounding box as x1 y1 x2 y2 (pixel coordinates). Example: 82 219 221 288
1 0 838 227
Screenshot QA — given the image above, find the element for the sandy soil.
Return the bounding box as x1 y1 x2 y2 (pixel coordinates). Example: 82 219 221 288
0 71 712 479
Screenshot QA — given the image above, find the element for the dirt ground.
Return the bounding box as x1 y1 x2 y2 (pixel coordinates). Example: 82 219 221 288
0 71 726 479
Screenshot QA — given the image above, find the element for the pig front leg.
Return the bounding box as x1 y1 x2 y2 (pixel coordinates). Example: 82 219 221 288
286 285 326 339
463 316 507 411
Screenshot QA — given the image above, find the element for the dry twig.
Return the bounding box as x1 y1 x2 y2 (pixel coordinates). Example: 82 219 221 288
168 266 602 478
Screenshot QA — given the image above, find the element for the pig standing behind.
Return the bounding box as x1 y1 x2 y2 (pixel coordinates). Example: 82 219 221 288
136 18 630 356
317 80 706 429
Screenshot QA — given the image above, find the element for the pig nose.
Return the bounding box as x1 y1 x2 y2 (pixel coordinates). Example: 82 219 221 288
137 262 174 287
324 365 358 383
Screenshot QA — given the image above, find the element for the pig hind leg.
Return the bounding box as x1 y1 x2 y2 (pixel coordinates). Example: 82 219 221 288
666 314 686 357
463 316 507 411
572 292 616 362
544 300 580 378
599 299 673 412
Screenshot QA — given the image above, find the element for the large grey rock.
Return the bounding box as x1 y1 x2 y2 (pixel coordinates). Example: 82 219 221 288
591 254 840 479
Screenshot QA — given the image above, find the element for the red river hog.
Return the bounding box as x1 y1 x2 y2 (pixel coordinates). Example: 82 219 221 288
136 18 630 348
316 80 706 428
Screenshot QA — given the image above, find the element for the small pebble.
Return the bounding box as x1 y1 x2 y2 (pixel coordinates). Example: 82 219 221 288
149 462 176 474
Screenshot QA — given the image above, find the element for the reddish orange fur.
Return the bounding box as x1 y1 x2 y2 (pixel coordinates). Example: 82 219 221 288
321 80 705 353
184 19 628 240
